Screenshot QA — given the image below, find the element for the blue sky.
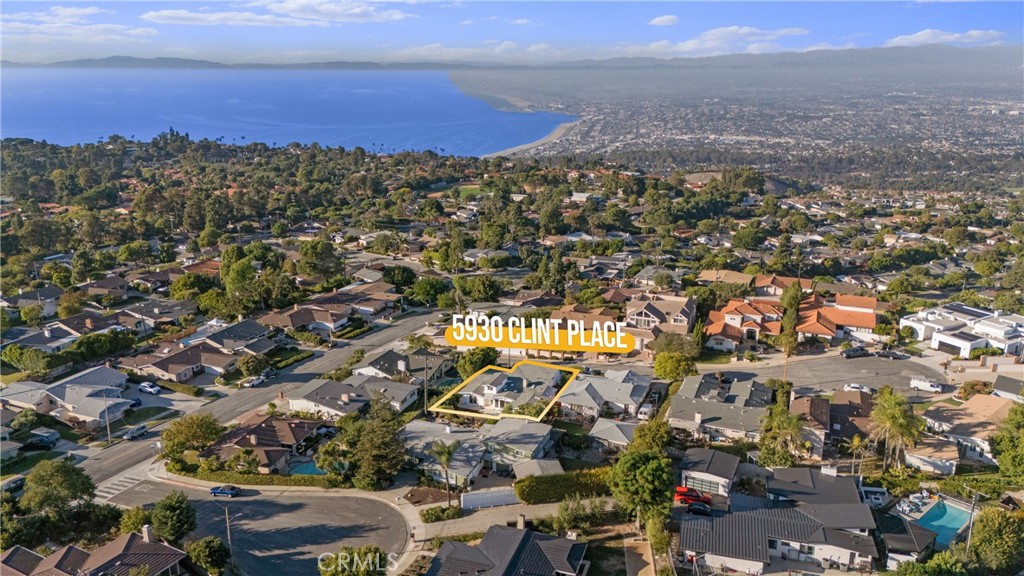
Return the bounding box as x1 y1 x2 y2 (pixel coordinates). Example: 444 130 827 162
2 1 1020 64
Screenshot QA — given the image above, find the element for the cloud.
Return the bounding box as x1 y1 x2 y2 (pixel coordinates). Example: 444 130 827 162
510 18 532 25
458 19 473 25
141 0 412 27
648 15 678 26
2 5 158 45
386 40 557 62
884 28 1003 47
620 26 810 57
526 43 550 54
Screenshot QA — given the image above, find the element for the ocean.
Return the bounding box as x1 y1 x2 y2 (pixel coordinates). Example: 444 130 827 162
0 68 575 157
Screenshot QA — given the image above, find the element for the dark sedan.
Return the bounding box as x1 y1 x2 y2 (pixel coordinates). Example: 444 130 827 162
20 436 57 451
840 347 872 359
874 350 905 360
210 485 241 498
687 502 713 516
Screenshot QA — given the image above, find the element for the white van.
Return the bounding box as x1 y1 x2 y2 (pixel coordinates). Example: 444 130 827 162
637 403 655 421
910 378 943 393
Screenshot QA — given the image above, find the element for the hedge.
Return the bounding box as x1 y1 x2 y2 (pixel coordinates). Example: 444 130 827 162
427 532 485 551
514 467 610 504
157 380 203 397
275 351 314 369
335 325 374 340
176 468 335 488
419 505 463 523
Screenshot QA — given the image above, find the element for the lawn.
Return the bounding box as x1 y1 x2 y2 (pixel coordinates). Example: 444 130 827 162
456 185 482 200
1 451 63 479
913 397 961 413
0 367 28 385
584 532 627 576
551 420 588 435
697 350 733 364
121 407 177 427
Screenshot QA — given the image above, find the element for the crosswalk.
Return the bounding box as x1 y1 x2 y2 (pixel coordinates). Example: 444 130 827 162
95 475 144 502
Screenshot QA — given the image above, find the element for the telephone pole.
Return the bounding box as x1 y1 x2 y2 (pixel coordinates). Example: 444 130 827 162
962 484 989 556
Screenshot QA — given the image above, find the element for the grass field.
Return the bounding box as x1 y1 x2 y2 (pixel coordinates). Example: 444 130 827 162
0 368 28 385
1 451 63 479
456 185 482 200
584 532 627 576
697 350 733 364
551 419 587 435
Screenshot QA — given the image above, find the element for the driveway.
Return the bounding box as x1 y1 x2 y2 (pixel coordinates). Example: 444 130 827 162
108 481 408 576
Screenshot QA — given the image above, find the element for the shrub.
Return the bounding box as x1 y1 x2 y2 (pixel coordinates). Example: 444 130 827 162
275 351 314 369
419 505 463 523
514 468 611 504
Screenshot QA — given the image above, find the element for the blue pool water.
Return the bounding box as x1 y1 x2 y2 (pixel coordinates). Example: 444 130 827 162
290 461 326 475
914 500 972 546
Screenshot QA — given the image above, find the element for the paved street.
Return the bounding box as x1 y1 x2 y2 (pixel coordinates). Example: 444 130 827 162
79 310 439 485
108 481 408 576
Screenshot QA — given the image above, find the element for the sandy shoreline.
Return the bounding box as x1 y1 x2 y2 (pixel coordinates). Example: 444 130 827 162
484 120 579 158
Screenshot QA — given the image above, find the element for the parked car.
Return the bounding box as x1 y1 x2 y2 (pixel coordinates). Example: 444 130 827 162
840 347 872 359
687 502 713 516
674 487 712 504
243 376 266 388
2 475 26 494
210 485 241 498
875 350 904 360
123 425 148 441
138 382 161 395
750 344 768 354
843 383 875 394
910 378 943 394
637 402 656 421
127 397 143 408
21 435 57 451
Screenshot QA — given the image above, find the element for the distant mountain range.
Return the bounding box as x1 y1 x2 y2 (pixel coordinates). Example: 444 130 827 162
2 45 1021 71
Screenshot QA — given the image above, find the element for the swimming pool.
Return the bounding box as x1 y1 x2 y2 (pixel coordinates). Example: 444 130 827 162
289 461 326 475
913 500 972 546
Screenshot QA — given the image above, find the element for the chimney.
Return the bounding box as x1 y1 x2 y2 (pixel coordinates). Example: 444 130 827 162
237 314 245 323
293 303 299 311
397 359 408 373
516 514 526 530
249 434 259 445
445 425 451 434
43 328 52 338
694 412 702 423
821 466 838 477
340 393 350 403
141 524 154 543
85 318 94 330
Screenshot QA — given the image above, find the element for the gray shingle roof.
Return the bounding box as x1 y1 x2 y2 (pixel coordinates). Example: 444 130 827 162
428 526 587 576
768 468 863 505
681 448 740 481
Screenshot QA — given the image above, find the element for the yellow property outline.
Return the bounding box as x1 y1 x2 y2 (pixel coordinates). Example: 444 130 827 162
428 359 580 422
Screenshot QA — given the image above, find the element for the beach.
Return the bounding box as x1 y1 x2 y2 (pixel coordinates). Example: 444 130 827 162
484 120 580 158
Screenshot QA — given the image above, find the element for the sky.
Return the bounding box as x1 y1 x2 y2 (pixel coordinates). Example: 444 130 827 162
2 1 1020 64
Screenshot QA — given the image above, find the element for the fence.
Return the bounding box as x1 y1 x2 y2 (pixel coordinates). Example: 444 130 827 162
460 487 521 510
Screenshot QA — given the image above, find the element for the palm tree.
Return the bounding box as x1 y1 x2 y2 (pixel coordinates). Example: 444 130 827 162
429 439 461 507
870 387 924 470
841 434 871 475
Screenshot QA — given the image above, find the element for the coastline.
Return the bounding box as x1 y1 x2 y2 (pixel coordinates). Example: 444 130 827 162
484 120 579 158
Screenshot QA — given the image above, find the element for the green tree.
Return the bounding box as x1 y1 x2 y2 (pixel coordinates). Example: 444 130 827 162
314 438 352 482
991 403 1024 476
552 494 604 536
428 439 461 507
21 458 95 520
382 266 416 289
236 353 270 377
869 387 923 470
607 450 673 523
169 272 218 301
456 347 499 379
57 290 87 318
953 508 1024 574
20 305 44 327
351 398 406 491
117 240 152 265
227 448 260 474
119 506 152 535
186 536 231 576
410 277 449 306
151 490 196 545
630 420 671 452
161 413 222 458
646 514 671 555
653 352 696 381
652 271 674 290
319 545 390 576
299 239 344 279
223 257 261 311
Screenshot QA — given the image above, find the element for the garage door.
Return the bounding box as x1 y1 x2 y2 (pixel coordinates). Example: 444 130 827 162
936 341 962 356
684 476 721 495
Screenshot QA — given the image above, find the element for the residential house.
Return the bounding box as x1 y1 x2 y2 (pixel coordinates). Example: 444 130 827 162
679 494 878 575
401 420 486 488
202 413 321 474
287 378 370 418
695 269 754 287
499 289 564 308
791 395 830 460
666 373 772 442
0 528 186 576
0 285 63 319
259 303 351 333
119 342 237 382
633 265 684 288
767 467 864 505
588 418 636 451
624 293 697 354
127 268 185 291
876 513 938 571
993 374 1024 403
828 390 875 446
922 394 1014 466
680 448 740 496
899 303 1024 357
549 304 619 328
190 319 274 355
0 379 132 430
55 366 127 389
512 458 565 479
557 370 651 419
754 274 814 298
3 311 122 353
120 299 198 331
1 426 21 461
478 418 553 472
353 348 451 384
81 276 129 302
458 363 565 416
704 299 783 352
905 435 961 475
427 526 587 576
